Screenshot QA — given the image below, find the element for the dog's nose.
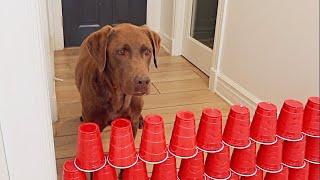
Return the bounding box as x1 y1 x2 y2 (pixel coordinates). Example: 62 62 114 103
134 75 150 86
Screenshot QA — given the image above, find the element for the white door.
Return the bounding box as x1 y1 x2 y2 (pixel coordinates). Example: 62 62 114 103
181 0 219 75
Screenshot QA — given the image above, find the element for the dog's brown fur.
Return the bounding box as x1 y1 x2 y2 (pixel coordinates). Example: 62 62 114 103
75 23 160 137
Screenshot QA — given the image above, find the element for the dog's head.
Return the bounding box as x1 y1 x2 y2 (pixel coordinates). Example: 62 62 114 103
85 23 161 96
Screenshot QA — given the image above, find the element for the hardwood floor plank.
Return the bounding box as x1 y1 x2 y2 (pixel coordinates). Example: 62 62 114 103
150 70 201 83
153 79 208 94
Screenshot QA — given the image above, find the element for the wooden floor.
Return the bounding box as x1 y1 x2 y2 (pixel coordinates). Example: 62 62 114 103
53 48 230 178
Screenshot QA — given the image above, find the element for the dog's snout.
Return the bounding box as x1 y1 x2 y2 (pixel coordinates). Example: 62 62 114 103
135 75 150 86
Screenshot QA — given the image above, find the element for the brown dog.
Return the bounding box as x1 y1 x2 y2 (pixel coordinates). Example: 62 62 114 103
75 23 160 138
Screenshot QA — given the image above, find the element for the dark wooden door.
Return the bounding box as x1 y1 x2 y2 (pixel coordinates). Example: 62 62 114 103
62 0 147 47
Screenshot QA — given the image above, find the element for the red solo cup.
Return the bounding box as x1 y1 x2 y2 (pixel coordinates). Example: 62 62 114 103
309 163 320 180
93 163 117 180
178 151 204 180
305 136 320 164
256 137 283 173
282 135 306 168
222 105 251 149
122 159 148 180
250 102 277 145
151 153 177 180
139 114 168 164
63 160 87 180
204 145 231 180
303 97 320 137
169 110 197 158
240 168 263 180
197 108 224 153
108 118 138 169
265 166 289 180
229 172 240 180
230 141 257 176
74 123 106 172
288 162 309 180
277 99 304 141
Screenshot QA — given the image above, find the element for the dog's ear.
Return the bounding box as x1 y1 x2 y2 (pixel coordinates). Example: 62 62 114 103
85 25 113 72
141 25 161 68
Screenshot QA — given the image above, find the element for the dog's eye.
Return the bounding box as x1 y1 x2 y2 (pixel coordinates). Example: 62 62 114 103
144 49 151 56
117 49 126 55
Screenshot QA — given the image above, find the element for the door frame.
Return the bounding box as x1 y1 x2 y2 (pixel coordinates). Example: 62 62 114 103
171 0 228 87
50 0 160 50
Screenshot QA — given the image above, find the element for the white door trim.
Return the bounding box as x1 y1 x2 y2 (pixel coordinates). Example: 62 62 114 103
209 0 228 90
0 0 57 179
0 125 9 180
48 0 64 50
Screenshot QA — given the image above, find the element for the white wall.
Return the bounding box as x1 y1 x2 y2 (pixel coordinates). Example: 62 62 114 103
0 0 57 179
213 0 319 110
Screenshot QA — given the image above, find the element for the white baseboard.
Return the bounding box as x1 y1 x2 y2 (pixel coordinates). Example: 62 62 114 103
160 32 172 55
210 69 261 114
50 96 58 122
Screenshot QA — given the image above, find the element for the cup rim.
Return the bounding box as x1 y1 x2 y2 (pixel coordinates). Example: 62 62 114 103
222 139 252 149
168 147 198 159
276 134 304 142
305 158 320 165
79 123 99 134
176 110 195 121
107 154 139 169
250 137 277 145
230 167 257 177
256 164 283 173
144 114 164 125
204 171 232 180
197 143 224 153
302 131 320 138
74 156 107 173
138 151 169 165
111 118 131 130
282 161 307 169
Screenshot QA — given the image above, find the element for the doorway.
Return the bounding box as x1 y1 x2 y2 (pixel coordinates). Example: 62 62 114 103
181 0 219 75
62 0 147 47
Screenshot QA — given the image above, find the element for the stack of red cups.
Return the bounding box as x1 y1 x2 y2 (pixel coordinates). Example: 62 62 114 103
303 97 320 180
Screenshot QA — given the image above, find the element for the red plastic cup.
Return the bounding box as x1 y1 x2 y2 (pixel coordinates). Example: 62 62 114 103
305 136 320 164
151 153 177 180
288 162 309 180
108 118 138 169
204 145 231 180
74 123 106 172
230 141 257 176
122 159 149 180
277 99 304 141
63 160 87 180
309 163 320 180
178 151 204 180
303 97 320 137
229 172 240 180
256 137 283 173
169 110 197 158
222 105 251 149
282 135 306 168
250 102 277 145
139 114 168 164
264 166 289 180
196 108 224 153
240 168 263 180
93 163 117 180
